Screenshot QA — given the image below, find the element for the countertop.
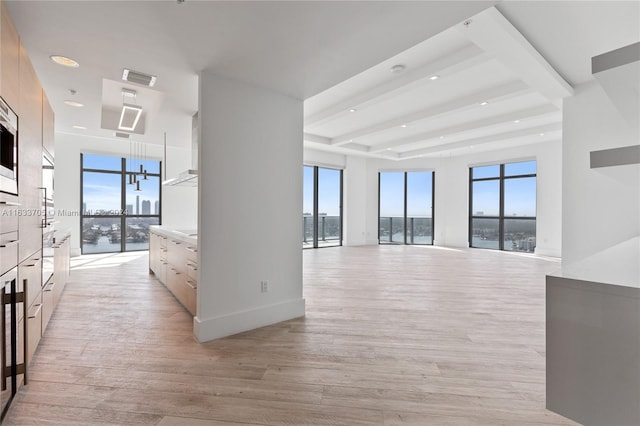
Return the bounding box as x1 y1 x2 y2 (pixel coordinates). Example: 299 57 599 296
149 225 197 245
548 236 639 289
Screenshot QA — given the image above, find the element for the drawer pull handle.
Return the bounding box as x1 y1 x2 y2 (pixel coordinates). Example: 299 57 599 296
170 268 181 274
0 201 20 206
187 263 198 271
186 280 197 289
0 240 19 248
28 304 43 319
186 247 198 253
44 282 56 292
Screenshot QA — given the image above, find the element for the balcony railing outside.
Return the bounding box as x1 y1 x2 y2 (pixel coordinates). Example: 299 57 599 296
379 216 433 245
303 215 341 247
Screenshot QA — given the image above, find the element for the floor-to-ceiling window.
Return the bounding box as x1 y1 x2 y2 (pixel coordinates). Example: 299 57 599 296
469 160 536 252
379 171 434 245
81 153 161 254
303 165 342 248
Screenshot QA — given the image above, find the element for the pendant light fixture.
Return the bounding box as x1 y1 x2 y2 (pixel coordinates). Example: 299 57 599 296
134 140 141 191
143 142 148 180
128 137 135 185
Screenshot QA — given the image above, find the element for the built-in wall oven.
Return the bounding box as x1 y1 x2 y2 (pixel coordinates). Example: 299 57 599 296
0 97 18 196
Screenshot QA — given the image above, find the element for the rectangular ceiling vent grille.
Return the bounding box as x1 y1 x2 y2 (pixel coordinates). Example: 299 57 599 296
114 132 130 139
122 69 157 87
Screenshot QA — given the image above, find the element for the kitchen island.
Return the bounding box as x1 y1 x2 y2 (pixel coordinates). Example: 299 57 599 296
149 226 198 315
546 236 640 425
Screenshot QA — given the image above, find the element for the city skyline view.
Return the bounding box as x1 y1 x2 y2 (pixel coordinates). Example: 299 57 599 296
81 153 161 254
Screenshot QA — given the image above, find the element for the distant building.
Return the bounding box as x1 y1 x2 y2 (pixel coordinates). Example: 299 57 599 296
136 195 140 215
126 204 133 215
154 200 159 215
142 200 151 215
83 202 87 214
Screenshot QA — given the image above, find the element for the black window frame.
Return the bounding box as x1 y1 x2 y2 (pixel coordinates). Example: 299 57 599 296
378 170 435 245
302 165 343 249
80 153 162 254
469 161 536 251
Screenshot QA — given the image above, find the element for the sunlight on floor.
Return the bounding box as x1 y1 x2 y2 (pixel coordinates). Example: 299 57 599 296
71 251 148 271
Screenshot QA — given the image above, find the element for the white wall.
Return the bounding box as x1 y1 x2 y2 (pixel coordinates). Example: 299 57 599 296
562 81 640 265
54 132 195 255
342 140 563 256
343 155 369 246
196 71 304 342
303 148 345 169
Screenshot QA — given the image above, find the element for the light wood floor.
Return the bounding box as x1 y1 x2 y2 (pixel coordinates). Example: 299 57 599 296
5 245 578 425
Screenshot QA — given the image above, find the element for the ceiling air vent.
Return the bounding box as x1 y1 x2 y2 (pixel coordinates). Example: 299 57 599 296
122 68 157 87
114 132 130 139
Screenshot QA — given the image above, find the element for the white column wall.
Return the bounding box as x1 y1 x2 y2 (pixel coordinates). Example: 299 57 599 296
54 132 195 256
343 155 368 246
562 81 640 265
196 71 304 342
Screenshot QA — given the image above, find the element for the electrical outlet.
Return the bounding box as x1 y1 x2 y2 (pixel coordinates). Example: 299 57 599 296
260 280 268 293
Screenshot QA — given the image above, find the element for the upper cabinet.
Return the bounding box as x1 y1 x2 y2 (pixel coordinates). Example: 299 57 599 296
1 0 20 110
18 41 43 261
19 42 42 144
42 92 54 157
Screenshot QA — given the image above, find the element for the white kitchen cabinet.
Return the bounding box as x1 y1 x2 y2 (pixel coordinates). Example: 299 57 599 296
149 227 197 315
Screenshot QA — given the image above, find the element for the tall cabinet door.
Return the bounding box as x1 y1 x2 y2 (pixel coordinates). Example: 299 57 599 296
42 92 54 158
17 42 43 262
0 0 20 108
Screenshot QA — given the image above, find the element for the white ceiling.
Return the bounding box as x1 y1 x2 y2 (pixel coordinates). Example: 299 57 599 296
6 1 639 159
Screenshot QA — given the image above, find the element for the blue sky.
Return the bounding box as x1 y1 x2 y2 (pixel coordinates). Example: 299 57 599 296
305 161 536 219
472 161 537 217
379 171 433 217
83 154 160 213
303 166 341 216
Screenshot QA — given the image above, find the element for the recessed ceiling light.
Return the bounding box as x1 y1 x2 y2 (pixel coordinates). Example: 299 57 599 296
386 148 392 151
391 64 406 74
429 75 440 81
64 100 84 107
540 133 545 136
479 101 489 106
349 108 357 113
50 55 79 68
401 124 407 128
513 120 521 124
72 125 86 130
439 136 446 139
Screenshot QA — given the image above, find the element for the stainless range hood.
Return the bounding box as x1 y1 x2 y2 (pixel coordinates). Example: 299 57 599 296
162 113 199 187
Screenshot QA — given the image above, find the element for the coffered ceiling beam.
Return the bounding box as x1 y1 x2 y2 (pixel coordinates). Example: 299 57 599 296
368 104 559 153
399 122 562 159
331 80 530 146
303 132 332 145
456 7 573 104
304 44 488 127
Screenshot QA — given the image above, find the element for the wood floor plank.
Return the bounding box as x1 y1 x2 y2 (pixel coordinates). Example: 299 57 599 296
5 247 579 425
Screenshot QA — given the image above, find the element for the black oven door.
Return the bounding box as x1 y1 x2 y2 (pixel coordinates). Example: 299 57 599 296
0 98 18 196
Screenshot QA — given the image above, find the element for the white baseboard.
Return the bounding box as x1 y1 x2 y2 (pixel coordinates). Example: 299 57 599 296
193 297 305 342
535 247 561 258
